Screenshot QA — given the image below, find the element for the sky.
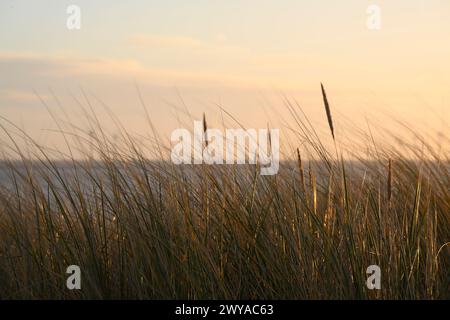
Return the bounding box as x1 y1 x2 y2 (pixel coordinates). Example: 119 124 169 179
0 0 449 157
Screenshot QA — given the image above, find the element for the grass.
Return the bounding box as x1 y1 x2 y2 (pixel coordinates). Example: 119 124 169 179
0 86 448 299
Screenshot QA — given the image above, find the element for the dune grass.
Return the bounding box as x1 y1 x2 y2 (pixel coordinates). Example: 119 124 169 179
0 87 448 299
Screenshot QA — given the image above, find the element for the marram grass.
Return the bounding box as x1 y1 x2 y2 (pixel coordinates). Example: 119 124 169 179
0 87 448 299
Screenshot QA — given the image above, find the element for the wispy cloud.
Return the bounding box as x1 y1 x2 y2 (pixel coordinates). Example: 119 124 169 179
129 34 206 50
0 89 47 103
127 33 256 60
0 51 298 89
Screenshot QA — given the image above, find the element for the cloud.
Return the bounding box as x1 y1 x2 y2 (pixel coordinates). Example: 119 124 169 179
0 89 40 103
0 52 142 78
127 34 257 59
129 34 205 50
0 51 292 89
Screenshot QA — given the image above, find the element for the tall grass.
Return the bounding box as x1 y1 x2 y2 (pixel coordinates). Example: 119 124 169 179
0 87 448 299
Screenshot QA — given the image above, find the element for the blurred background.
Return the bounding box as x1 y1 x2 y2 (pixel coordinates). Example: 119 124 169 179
0 0 449 158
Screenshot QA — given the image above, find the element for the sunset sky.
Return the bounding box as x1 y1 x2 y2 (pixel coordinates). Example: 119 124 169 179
0 0 449 156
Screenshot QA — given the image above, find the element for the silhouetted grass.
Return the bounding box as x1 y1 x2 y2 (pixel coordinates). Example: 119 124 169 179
0 86 448 299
